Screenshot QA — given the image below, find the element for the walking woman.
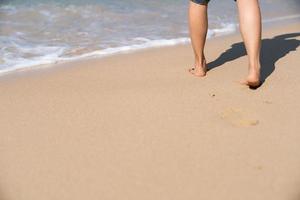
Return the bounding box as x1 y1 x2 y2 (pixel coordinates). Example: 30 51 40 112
188 0 262 87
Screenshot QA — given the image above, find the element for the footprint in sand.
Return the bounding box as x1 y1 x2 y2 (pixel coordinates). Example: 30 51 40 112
220 108 259 127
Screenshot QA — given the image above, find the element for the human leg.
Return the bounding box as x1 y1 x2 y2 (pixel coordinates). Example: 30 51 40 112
188 0 208 77
236 0 262 87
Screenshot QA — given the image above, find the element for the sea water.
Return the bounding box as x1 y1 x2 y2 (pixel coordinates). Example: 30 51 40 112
0 0 299 74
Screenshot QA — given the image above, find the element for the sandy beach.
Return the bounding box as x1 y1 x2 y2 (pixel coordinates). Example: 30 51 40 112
0 23 300 200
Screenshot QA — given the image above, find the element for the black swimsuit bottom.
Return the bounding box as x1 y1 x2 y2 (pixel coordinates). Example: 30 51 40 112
191 0 236 4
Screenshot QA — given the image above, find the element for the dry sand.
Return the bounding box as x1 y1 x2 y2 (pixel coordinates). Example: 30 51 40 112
0 23 300 200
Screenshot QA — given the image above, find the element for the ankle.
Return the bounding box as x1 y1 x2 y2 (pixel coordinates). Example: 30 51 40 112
195 57 206 66
249 60 260 69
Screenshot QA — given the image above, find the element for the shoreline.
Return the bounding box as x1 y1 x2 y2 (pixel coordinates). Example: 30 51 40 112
0 16 299 79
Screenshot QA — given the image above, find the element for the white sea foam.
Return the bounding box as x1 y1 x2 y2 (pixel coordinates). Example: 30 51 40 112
0 25 239 75
262 14 300 23
0 38 191 75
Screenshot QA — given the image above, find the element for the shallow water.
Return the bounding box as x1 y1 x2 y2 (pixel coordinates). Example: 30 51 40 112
0 0 299 74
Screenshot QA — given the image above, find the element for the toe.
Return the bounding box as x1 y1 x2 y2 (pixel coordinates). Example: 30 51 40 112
188 67 206 77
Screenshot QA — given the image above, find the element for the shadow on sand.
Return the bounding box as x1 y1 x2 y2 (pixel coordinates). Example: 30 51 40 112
207 32 300 89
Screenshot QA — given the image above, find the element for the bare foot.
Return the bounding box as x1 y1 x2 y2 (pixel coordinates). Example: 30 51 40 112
240 65 261 88
188 60 207 77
